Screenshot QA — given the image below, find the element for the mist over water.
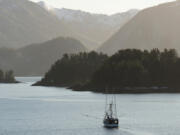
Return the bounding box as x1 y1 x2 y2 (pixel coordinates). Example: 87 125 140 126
0 77 180 135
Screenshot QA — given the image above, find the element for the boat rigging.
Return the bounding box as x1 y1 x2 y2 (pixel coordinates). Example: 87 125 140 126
103 88 119 128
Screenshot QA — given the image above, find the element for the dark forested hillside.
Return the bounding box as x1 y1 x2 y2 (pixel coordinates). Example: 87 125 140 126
78 49 180 93
34 48 180 93
34 51 108 86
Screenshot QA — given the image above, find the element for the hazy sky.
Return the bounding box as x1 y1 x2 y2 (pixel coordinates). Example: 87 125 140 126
30 0 175 15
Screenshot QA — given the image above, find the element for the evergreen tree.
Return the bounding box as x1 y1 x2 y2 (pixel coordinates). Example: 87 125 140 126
35 49 180 93
36 51 108 86
0 70 4 82
0 69 16 83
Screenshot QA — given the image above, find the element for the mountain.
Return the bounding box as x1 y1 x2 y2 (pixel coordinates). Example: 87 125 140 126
98 1 180 55
37 1 52 10
0 0 69 48
38 1 138 50
0 37 86 76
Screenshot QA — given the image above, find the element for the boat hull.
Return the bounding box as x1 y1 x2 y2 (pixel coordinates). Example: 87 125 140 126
103 123 119 128
103 118 119 128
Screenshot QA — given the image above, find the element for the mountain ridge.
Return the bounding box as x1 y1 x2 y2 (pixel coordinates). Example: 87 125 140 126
37 1 139 50
0 37 86 76
0 0 72 48
98 1 180 55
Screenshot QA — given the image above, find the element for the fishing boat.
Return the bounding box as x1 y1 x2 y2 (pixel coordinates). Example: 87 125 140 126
103 89 119 128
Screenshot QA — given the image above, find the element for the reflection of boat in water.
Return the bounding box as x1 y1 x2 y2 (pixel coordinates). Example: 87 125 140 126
103 89 119 128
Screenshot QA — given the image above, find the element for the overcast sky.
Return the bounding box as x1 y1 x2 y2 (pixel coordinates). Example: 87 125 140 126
30 0 176 15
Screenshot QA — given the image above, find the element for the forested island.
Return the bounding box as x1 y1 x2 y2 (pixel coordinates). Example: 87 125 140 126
0 70 17 83
34 49 180 93
34 51 108 87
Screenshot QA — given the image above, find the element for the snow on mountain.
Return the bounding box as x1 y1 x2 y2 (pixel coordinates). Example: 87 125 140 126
37 1 52 10
37 1 139 50
51 8 138 27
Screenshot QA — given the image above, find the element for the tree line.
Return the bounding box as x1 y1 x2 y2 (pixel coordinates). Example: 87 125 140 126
85 49 180 93
35 49 180 93
0 70 16 83
34 51 108 86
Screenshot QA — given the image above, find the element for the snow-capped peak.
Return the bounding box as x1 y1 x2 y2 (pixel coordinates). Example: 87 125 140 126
51 8 138 26
38 1 53 11
36 1 138 27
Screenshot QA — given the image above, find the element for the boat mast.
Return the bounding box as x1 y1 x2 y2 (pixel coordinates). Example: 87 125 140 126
114 93 117 118
104 87 117 118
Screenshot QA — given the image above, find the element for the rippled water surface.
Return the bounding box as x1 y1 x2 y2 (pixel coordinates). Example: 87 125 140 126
0 77 180 135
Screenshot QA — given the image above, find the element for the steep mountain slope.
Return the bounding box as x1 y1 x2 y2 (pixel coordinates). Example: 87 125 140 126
0 0 69 48
98 1 180 55
38 1 138 50
55 9 138 50
0 37 86 75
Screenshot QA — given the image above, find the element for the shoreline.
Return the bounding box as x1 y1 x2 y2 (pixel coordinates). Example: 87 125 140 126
33 82 180 94
0 81 20 84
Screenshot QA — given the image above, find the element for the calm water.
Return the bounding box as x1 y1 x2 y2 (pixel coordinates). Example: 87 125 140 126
0 77 180 135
